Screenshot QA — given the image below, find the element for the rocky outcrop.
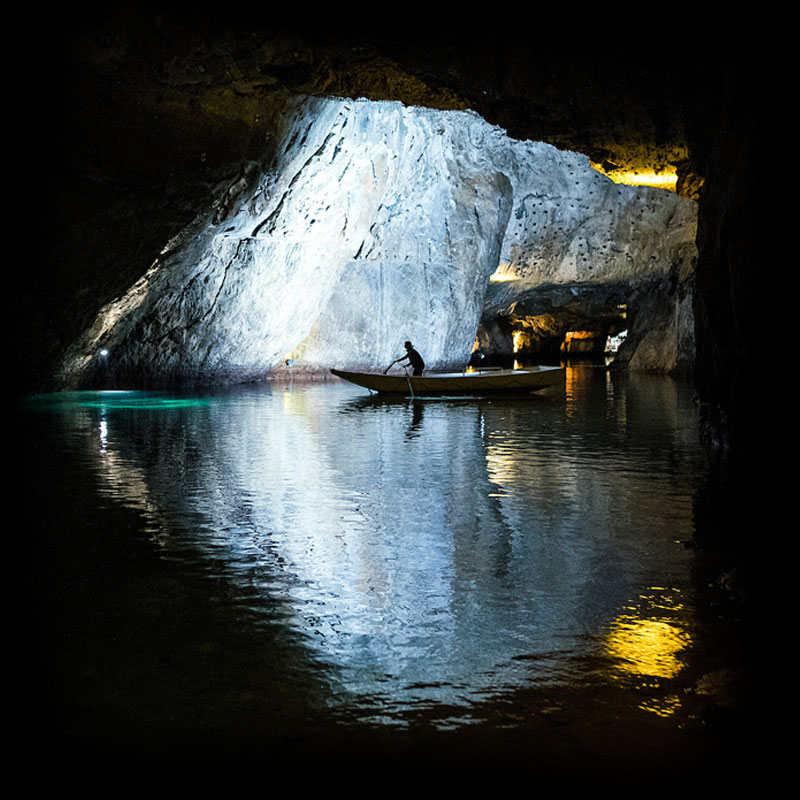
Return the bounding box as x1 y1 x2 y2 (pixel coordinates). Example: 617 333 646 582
20 14 761 487
58 97 515 386
57 92 696 388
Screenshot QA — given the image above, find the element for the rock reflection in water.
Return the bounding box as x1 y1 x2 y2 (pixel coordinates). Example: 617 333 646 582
29 369 707 733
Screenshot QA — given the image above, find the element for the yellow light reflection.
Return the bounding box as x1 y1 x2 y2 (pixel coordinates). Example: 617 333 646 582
563 365 587 418
637 694 684 719
606 617 688 680
600 588 692 717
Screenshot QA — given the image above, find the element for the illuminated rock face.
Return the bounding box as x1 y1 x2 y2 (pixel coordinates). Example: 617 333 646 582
60 97 513 385
59 95 696 387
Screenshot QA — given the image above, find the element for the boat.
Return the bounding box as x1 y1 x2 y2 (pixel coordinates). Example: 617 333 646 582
329 366 565 397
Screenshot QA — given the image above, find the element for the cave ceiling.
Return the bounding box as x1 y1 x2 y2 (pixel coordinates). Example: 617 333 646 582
45 10 725 196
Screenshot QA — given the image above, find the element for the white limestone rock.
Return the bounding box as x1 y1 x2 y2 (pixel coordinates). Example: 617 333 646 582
59 95 697 387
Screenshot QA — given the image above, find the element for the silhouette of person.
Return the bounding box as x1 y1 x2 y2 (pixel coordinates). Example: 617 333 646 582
385 341 425 376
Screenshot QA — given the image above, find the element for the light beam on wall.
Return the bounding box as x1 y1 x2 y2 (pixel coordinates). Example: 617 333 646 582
591 163 678 191
489 264 518 282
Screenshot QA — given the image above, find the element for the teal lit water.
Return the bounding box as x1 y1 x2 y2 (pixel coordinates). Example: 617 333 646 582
19 367 753 772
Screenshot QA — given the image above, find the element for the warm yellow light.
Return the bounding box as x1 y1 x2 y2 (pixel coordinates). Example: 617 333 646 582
591 163 678 191
605 617 688 680
619 171 677 189
489 265 518 282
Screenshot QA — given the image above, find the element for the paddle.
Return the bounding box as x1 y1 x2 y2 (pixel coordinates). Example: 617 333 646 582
382 360 415 398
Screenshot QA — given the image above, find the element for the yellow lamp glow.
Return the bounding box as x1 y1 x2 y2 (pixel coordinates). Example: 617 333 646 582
590 162 678 191
489 265 518 282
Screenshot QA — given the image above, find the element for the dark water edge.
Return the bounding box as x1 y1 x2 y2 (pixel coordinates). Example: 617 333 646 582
13 369 765 784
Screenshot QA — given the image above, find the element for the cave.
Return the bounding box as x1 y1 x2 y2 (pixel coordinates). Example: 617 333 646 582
17 15 763 472
15 7 767 779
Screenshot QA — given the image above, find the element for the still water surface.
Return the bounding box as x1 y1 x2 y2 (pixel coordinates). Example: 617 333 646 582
21 366 746 769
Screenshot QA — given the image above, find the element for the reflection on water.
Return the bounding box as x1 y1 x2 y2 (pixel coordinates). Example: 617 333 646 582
603 586 692 719
24 367 734 760
606 587 690 682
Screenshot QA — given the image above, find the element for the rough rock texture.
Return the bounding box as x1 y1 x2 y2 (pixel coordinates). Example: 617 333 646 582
480 154 697 371
58 97 517 386
57 93 695 387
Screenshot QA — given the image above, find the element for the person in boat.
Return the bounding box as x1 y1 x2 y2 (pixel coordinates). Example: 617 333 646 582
384 341 425 376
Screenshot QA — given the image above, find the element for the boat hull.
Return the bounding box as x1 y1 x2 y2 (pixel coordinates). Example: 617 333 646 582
330 366 565 397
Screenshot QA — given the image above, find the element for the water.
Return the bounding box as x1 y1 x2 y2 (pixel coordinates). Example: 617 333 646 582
19 367 753 774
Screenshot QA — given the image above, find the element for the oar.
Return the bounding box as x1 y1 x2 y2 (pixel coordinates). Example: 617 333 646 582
403 366 416 399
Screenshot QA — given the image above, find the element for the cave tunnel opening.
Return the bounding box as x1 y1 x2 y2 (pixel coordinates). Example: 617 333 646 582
472 301 632 369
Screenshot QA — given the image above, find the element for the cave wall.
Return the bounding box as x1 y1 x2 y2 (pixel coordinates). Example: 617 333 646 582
266 99 699 375
690 63 763 476
481 159 697 371
20 15 709 391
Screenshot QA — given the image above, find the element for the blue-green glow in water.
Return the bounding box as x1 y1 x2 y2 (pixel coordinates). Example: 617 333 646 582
27 390 213 412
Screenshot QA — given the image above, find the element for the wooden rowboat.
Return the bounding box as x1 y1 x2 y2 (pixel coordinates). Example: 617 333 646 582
330 366 565 397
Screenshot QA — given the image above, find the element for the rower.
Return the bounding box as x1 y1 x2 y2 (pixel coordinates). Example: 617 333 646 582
384 341 425 376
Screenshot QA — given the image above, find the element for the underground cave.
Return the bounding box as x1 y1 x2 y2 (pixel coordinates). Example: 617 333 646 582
17 14 766 780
